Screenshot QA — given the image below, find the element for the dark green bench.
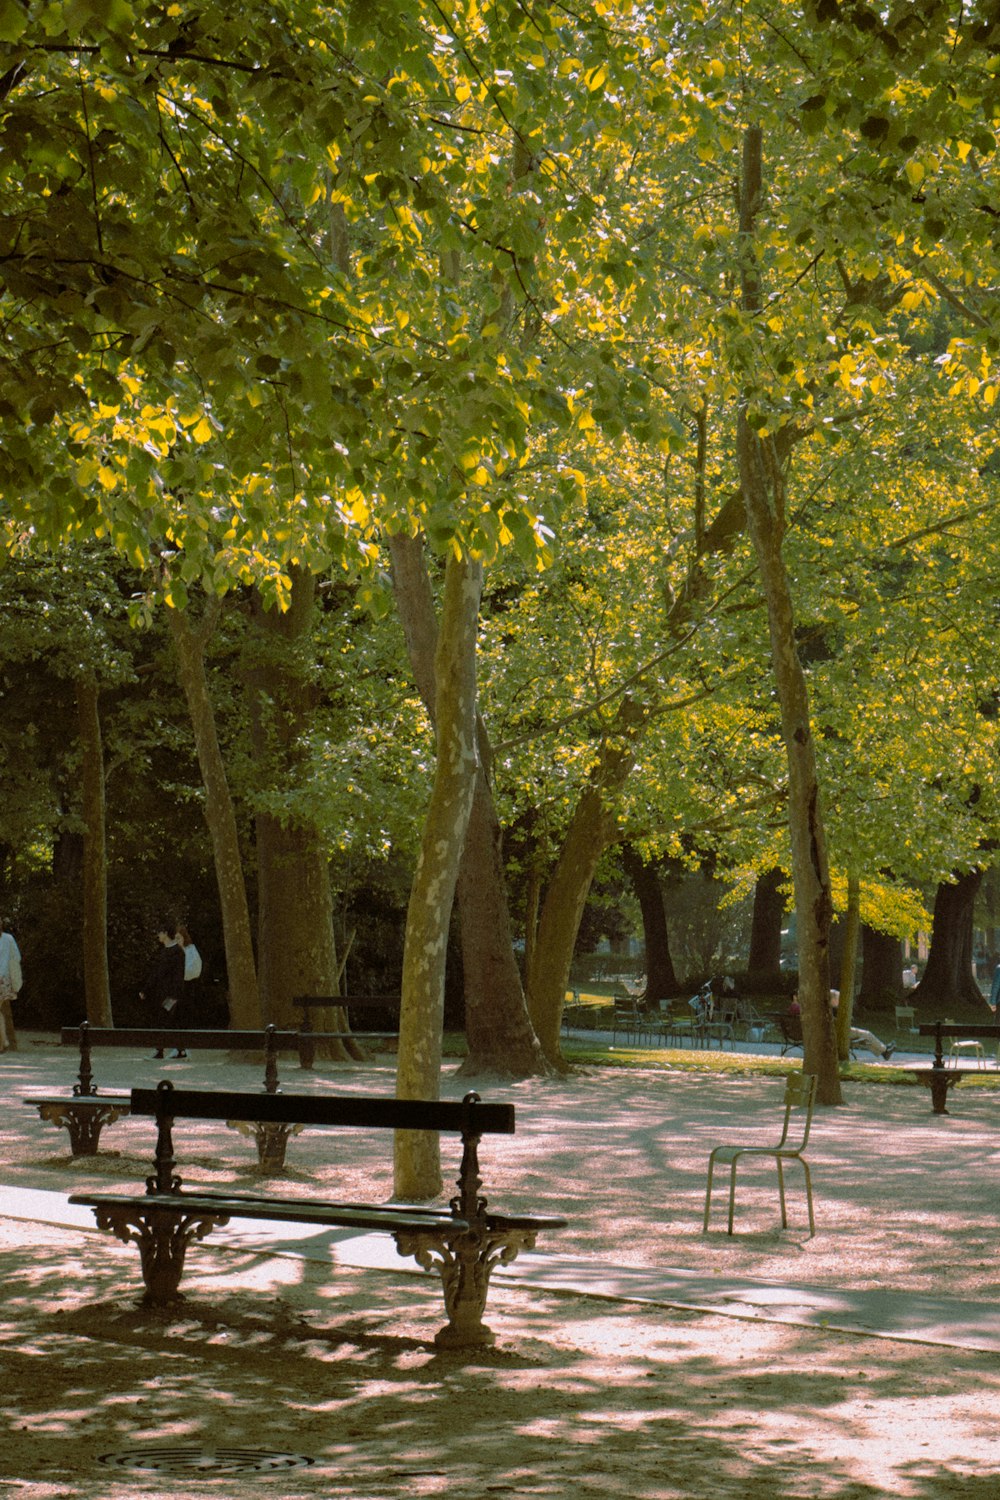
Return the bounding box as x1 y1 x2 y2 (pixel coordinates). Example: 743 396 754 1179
69 1081 566 1348
24 1022 391 1163
912 1021 1000 1114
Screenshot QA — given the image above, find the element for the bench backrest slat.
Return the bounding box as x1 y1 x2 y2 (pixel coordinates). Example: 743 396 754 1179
918 1022 1000 1039
61 1027 359 1048
130 1087 515 1134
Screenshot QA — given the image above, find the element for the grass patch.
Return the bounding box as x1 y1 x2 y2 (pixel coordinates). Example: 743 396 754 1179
562 1038 1000 1090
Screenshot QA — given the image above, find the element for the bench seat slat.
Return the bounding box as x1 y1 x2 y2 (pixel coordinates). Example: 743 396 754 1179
69 1190 466 1235
129 1087 516 1135
73 1184 567 1232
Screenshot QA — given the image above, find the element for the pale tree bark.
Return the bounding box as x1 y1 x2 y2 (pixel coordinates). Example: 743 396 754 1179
388 531 549 1079
166 601 260 1030
247 570 356 1059
76 671 112 1026
394 549 483 1199
737 123 841 1104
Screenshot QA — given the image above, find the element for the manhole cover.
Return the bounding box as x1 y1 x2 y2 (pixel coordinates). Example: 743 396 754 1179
99 1447 315 1474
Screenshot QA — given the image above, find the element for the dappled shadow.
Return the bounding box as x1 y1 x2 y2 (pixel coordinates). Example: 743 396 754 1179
4 1229 1000 1499
7 1042 1000 1495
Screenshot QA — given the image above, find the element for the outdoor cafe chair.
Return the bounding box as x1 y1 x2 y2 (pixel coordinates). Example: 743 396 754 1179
703 1072 817 1237
944 1017 987 1068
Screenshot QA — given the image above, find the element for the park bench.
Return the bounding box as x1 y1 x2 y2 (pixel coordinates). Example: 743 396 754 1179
69 1080 566 1348
293 994 400 1066
24 1022 392 1164
912 1021 1000 1115
773 1013 803 1055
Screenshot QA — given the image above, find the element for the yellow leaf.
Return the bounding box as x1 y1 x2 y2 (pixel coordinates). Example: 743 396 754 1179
192 417 214 443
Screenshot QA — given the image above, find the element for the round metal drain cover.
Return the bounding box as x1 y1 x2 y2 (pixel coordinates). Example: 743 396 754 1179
99 1447 315 1474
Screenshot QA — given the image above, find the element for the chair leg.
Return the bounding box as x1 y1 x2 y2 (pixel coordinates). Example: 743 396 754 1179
776 1156 788 1228
703 1155 716 1231
799 1157 816 1237
727 1160 739 1234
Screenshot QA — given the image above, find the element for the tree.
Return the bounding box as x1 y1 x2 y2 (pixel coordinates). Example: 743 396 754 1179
394 550 482 1199
621 847 680 1002
166 600 260 1029
388 531 549 1079
915 870 989 1011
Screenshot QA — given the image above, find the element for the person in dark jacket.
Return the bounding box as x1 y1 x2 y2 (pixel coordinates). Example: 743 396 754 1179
139 920 187 1058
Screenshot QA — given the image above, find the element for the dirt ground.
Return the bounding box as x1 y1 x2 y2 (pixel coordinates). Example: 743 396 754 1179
3 1035 1000 1499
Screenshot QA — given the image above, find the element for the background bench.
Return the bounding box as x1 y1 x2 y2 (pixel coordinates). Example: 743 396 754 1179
913 1021 1000 1114
70 1081 566 1348
24 1023 391 1162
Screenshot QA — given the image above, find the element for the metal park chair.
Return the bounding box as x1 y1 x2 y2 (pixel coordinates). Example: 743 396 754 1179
703 1073 818 1237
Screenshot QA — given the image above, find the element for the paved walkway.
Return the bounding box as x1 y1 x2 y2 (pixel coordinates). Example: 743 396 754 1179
4 1180 999 1356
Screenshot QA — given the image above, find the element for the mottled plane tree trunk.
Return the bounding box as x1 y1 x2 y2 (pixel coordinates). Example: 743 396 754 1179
389 531 549 1080
393 548 483 1199
736 124 841 1103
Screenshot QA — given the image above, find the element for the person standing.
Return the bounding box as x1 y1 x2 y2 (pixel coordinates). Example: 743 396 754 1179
0 918 22 1052
178 924 202 988
990 957 1000 1015
139 920 186 1059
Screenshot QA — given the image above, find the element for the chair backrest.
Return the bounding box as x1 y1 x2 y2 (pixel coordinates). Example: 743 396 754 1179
895 1005 915 1027
778 1072 817 1150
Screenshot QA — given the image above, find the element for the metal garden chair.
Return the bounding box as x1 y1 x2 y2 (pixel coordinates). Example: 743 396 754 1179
703 1072 817 1237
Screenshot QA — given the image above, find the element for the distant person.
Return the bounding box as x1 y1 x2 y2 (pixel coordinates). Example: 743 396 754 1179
178 924 203 987
0 917 22 1052
830 988 895 1060
787 995 801 1018
902 965 918 991
139 920 186 1059
990 959 1000 1014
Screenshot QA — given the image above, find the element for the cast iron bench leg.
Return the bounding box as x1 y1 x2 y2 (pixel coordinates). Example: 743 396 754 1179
394 1224 539 1348
89 1203 230 1304
226 1119 305 1171
35 1100 129 1157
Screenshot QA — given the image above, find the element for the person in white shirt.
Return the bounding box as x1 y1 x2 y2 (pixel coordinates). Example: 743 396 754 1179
830 988 895 1060
0 918 22 1052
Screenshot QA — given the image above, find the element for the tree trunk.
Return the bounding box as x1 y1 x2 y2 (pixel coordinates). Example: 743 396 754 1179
388 531 548 1080
525 740 634 1067
737 124 840 1103
914 870 988 1011
247 571 354 1058
394 550 483 1199
857 925 903 1010
454 767 551 1078
835 874 861 1062
167 602 260 1030
255 811 344 1029
747 867 786 982
76 671 112 1026
622 846 679 1001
